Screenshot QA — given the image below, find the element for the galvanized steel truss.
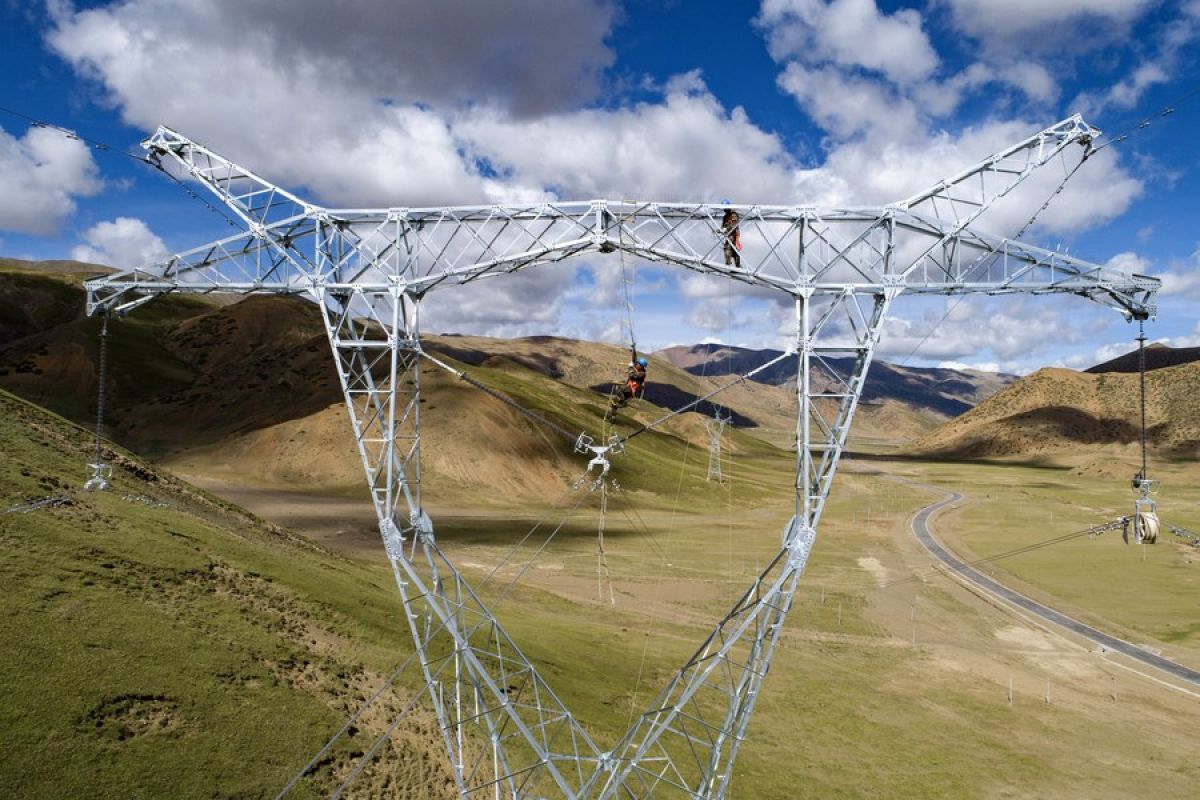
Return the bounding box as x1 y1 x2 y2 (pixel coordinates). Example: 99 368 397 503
86 115 1157 799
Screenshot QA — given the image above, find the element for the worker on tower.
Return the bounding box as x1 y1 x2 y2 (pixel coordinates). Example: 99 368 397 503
720 202 742 267
608 348 648 419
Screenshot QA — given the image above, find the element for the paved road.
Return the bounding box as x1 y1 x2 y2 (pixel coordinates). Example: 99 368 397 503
912 491 1200 687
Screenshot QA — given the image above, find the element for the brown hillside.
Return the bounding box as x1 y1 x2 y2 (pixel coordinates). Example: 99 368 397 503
910 363 1200 459
165 356 583 501
1086 342 1200 374
1 262 949 503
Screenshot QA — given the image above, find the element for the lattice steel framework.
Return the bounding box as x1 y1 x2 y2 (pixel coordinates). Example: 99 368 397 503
86 115 1158 798
705 411 728 483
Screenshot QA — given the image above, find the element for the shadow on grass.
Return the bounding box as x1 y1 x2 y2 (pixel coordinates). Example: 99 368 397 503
587 382 757 428
435 514 650 547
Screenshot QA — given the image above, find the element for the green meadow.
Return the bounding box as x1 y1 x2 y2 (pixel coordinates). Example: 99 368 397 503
2 386 1198 798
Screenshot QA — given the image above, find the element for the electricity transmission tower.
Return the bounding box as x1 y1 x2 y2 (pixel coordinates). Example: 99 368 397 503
706 409 728 483
86 114 1158 798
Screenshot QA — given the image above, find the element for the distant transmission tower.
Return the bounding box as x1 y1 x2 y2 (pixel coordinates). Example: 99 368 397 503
706 408 729 482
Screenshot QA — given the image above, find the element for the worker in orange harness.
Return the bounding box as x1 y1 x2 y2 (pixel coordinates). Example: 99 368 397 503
608 348 648 419
720 202 742 267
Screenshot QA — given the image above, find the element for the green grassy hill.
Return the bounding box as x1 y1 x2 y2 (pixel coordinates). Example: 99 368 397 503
0 387 454 798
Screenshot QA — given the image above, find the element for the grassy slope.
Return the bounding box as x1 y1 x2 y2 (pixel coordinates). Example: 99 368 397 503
5 388 1200 797
0 388 458 798
907 457 1200 655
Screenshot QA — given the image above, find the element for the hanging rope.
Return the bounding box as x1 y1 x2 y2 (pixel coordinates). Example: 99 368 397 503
618 211 637 353
1137 318 1148 479
596 480 616 605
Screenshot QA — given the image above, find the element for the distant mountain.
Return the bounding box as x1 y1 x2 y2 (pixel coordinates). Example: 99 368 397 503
656 343 1015 417
910 362 1200 459
1086 342 1200 374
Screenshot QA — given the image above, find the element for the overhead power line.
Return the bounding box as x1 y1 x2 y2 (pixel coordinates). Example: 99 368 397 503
0 105 243 230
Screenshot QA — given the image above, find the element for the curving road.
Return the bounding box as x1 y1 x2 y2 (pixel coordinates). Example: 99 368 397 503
912 491 1200 687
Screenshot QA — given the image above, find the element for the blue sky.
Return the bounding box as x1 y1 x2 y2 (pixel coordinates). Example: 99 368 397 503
1 0 1198 372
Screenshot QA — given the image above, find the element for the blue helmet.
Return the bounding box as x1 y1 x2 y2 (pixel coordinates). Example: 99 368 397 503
637 357 648 367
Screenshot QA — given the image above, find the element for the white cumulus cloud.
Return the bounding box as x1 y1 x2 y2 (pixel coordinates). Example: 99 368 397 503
757 0 940 85
71 216 169 268
46 0 618 208
40 0 1153 360
0 125 101 235
456 79 801 202
943 0 1155 44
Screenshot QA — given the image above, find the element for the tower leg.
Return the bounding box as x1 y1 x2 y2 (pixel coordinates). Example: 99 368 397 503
315 286 600 797
594 290 895 799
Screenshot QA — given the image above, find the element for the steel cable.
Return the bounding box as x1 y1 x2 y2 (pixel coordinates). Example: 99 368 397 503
0 105 244 230
618 348 795 445
417 349 579 443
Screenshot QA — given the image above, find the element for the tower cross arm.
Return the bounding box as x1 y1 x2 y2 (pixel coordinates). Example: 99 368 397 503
84 219 319 315
144 126 316 228
894 114 1098 223
890 212 1160 319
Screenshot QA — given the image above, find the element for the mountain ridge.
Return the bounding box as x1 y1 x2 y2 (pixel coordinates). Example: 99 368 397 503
656 342 1016 417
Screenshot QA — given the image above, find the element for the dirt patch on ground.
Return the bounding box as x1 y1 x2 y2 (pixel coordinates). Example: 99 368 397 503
81 694 186 741
857 555 887 586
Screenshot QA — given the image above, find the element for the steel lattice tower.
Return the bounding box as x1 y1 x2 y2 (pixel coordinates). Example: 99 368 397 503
706 409 728 483
86 115 1157 799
